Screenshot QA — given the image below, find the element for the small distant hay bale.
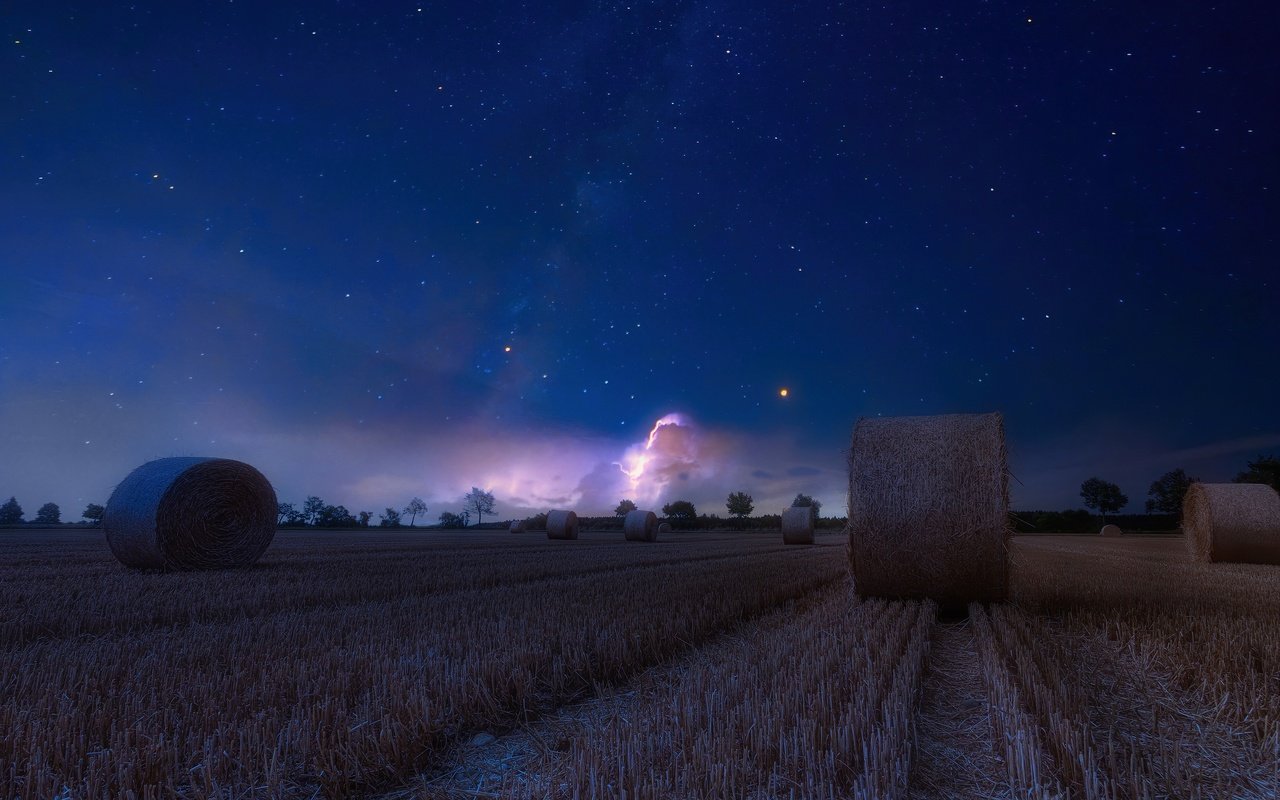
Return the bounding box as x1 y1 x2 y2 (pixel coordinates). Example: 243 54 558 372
624 509 658 542
848 412 1009 604
509 519 527 533
658 522 672 534
1183 483 1280 564
104 457 277 571
782 505 815 544
1099 524 1123 537
546 509 579 540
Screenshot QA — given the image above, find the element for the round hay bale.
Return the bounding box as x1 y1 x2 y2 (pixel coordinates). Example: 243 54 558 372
104 457 277 571
658 522 672 534
1183 482 1280 564
509 519 527 533
546 509 579 540
847 412 1009 604
782 505 815 544
624 509 658 542
1099 524 1123 537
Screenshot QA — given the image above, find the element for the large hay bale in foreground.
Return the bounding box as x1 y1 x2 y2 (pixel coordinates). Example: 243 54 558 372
782 505 815 544
104 457 277 570
624 509 658 542
848 412 1009 604
1183 483 1280 564
1099 524 1123 537
546 509 579 540
509 519 527 533
658 522 672 534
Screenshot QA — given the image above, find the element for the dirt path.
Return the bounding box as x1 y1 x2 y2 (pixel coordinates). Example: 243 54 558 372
907 619 1016 800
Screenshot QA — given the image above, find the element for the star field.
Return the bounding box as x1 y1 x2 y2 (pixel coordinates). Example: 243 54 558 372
1 2 1277 517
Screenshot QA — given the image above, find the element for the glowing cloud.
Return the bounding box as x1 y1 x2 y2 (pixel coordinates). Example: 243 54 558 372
612 413 702 506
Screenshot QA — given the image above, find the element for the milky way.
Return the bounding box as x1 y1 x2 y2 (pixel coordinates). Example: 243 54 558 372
1 2 1276 519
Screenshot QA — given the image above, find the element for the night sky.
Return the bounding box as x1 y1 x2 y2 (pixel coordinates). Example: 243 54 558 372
3 2 1277 521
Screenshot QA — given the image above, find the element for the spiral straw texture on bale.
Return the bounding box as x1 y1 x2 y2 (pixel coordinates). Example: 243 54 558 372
624 509 658 542
1099 524 1123 537
782 505 815 544
104 457 277 570
1183 482 1280 564
847 412 1009 604
546 509 579 540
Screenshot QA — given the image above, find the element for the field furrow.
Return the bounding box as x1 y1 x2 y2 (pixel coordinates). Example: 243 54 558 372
906 617 1022 800
0 544 843 799
0 532 806 648
412 578 931 800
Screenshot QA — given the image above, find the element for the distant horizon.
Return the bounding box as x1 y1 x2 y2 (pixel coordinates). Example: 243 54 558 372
2 419 1275 524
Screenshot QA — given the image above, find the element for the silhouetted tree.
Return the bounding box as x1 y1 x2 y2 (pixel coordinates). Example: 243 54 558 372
463 487 496 526
614 499 637 517
1234 456 1280 491
35 503 60 524
1146 469 1196 516
277 502 297 525
303 496 325 526
0 497 22 525
403 497 428 526
357 510 372 527
438 511 464 528
726 491 754 521
379 508 402 527
791 493 823 516
1080 477 1128 523
662 500 697 520
82 503 105 526
316 504 356 527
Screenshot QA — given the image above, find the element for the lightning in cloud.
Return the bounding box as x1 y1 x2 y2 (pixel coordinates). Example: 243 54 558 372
614 413 693 504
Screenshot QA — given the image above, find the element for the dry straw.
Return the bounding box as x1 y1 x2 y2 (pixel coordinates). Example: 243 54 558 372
104 457 277 571
1183 482 1280 564
781 505 815 544
658 522 673 534
509 520 527 533
1099 524 1123 537
847 412 1009 604
546 509 579 540
624 509 658 542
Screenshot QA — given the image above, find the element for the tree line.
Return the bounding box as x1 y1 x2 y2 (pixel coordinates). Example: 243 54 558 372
4 456 1275 529
274 487 496 529
0 500 103 526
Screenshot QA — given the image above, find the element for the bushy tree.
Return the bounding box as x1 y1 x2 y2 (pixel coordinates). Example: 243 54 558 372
316 504 356 527
1234 456 1280 491
662 500 697 520
277 502 297 525
380 508 402 528
0 497 22 525
1146 468 1196 516
614 499 637 517
463 487 496 526
438 511 464 528
302 496 325 526
402 497 428 526
1080 477 1127 523
357 510 372 527
791 493 822 516
35 503 60 524
726 491 754 521
82 503 105 525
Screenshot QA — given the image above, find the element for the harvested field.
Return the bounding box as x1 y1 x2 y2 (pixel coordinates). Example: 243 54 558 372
2 529 1278 799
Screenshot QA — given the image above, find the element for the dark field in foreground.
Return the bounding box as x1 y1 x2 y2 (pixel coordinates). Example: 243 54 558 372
1 529 1277 799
